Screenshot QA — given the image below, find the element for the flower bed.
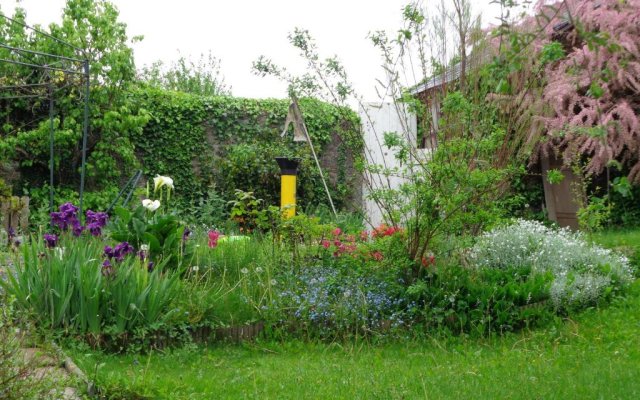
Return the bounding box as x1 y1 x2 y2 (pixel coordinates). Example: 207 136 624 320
1 177 636 349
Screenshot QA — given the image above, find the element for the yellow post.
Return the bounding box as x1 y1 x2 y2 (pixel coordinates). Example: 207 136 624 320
276 157 300 219
281 174 297 219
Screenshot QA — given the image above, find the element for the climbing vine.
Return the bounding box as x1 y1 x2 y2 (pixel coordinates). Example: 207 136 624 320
132 87 362 212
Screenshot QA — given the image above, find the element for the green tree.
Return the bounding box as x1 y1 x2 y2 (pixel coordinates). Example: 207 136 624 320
140 51 230 96
0 0 147 202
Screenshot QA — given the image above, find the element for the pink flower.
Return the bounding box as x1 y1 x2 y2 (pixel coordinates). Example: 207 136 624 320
321 239 331 249
371 251 384 261
332 227 342 236
345 244 357 253
333 243 345 257
359 230 369 241
332 242 357 257
208 230 221 248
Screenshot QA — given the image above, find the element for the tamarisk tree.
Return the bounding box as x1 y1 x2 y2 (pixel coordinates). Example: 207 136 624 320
497 0 640 181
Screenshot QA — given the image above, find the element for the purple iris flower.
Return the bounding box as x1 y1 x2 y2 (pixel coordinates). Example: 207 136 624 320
71 220 85 237
104 245 115 259
8 227 15 239
101 259 114 277
105 242 135 262
43 233 58 248
86 210 108 228
85 210 108 236
49 203 109 237
50 211 69 230
147 261 154 272
51 202 81 232
86 222 103 236
182 227 191 242
113 242 134 261
59 202 78 215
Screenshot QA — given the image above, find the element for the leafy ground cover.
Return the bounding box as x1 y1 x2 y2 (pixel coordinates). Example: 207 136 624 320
69 280 640 400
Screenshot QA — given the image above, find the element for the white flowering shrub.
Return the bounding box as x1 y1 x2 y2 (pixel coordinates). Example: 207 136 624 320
469 219 635 308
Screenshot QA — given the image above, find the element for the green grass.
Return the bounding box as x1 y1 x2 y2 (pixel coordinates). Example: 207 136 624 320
591 228 640 266
592 228 640 252
68 281 640 400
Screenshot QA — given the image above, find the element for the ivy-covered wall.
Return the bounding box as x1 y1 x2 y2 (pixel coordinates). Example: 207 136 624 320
131 87 363 212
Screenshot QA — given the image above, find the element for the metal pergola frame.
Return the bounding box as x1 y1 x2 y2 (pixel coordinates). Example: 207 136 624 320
0 13 91 219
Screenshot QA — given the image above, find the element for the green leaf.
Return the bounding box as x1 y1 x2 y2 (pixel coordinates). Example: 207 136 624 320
143 232 162 253
588 82 604 99
114 206 131 224
546 169 565 184
132 218 147 238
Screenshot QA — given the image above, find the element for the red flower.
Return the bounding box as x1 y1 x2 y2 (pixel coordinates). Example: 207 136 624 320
421 254 435 268
372 224 401 238
385 226 401 236
208 230 221 248
371 251 384 261
332 227 342 236
360 230 369 241
372 224 387 238
321 239 331 249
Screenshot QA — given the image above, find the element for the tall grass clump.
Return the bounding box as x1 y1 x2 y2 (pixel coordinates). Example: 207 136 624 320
180 235 286 326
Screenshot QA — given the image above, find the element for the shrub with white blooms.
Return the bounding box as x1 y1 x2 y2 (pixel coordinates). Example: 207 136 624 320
469 219 634 308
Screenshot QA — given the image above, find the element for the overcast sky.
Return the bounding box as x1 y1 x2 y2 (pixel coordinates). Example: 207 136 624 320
2 0 512 101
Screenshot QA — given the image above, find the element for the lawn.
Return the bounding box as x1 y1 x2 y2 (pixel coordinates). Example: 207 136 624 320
70 281 640 399
592 229 640 254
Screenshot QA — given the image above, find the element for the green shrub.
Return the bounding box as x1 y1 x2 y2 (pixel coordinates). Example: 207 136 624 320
180 186 228 228
609 177 640 227
469 219 634 309
406 264 555 335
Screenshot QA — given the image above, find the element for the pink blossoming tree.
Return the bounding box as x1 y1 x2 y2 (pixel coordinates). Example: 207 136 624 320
509 0 640 181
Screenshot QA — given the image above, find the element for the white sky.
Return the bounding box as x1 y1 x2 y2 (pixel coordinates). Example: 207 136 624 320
1 0 511 101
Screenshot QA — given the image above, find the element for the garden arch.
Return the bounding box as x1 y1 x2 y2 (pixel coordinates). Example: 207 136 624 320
0 13 90 219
